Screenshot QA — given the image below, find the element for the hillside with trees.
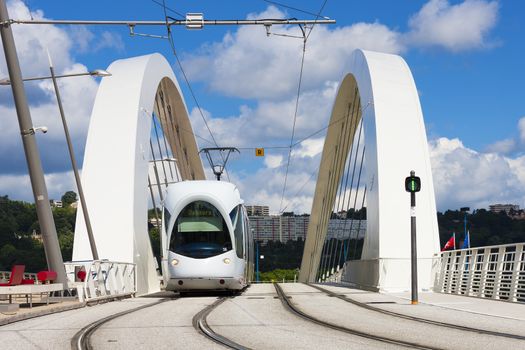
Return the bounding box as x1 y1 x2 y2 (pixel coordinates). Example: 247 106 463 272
2 194 525 273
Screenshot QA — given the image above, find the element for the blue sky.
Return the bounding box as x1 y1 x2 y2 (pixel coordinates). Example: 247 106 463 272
0 0 524 213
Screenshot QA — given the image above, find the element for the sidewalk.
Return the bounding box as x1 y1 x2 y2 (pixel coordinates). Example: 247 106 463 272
320 283 525 336
391 290 525 321
0 295 85 326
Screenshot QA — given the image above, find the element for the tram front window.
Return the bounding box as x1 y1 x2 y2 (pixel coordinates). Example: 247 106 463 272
169 201 232 259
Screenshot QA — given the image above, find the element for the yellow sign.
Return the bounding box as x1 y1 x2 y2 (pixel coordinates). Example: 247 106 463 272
255 148 265 157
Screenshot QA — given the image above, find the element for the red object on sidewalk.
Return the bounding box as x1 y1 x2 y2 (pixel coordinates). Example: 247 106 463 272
37 270 57 284
77 270 87 282
441 235 456 251
0 265 25 286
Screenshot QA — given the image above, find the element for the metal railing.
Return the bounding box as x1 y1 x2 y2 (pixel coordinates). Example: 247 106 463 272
0 271 37 282
64 260 136 302
436 243 525 302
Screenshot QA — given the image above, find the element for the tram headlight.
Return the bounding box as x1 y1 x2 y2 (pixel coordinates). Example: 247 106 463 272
223 258 231 264
171 259 179 266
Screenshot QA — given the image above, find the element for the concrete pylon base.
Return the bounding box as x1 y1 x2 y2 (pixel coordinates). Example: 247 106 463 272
341 258 440 293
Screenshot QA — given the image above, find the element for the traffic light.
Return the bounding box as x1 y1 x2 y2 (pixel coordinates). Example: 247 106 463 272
405 174 421 193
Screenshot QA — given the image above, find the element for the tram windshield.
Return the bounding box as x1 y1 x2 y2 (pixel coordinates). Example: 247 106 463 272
169 201 232 259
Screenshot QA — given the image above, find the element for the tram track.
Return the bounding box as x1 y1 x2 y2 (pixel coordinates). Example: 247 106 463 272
274 283 442 350
192 295 253 350
71 298 170 350
309 283 525 341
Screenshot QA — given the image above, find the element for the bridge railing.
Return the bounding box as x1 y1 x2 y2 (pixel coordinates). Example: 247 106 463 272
435 243 525 302
64 260 136 302
0 271 37 282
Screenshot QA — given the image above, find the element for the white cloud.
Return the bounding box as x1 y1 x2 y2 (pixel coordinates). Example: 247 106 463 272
429 137 525 211
485 116 525 155
189 81 338 149
182 6 403 100
182 1 502 214
0 170 76 202
0 1 101 177
485 138 516 154
93 31 125 52
292 138 324 158
406 0 498 51
264 154 283 168
518 117 525 143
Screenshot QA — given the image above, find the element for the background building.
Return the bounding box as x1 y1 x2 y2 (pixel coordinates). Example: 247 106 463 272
249 213 366 245
246 205 269 216
489 204 520 214
249 215 309 244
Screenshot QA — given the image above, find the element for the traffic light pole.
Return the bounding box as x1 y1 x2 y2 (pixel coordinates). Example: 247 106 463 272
0 0 67 285
405 170 420 305
256 242 260 283
410 187 418 305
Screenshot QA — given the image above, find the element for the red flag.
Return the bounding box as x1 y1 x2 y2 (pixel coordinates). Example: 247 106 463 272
441 234 456 251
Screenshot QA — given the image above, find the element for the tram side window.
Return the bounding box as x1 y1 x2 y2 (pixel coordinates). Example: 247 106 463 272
232 205 244 259
169 201 232 259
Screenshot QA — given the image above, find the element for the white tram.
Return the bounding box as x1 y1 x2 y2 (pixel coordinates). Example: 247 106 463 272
161 180 254 291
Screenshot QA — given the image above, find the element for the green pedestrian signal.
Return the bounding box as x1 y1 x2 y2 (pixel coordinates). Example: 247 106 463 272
405 173 421 193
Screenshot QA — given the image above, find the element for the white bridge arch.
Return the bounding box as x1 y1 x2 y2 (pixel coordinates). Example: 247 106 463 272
299 50 440 291
73 54 204 295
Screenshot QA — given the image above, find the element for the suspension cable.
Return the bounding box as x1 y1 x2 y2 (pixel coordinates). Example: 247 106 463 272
319 103 353 280
331 99 360 271
351 185 367 260
152 115 170 186
153 96 176 180
317 115 347 279
345 143 367 261
341 118 365 260
149 139 164 201
329 100 357 274
148 175 161 225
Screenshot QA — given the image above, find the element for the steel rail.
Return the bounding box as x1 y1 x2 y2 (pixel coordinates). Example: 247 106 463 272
310 283 525 341
71 298 169 350
273 283 442 350
192 296 252 350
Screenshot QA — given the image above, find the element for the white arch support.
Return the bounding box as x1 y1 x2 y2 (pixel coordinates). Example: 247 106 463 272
73 54 204 295
299 50 440 292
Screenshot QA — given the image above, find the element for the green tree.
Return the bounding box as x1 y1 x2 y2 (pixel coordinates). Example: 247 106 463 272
61 191 78 207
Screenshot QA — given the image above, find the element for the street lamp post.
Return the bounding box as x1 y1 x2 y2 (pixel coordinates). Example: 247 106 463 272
0 0 67 285
47 52 110 261
0 69 111 85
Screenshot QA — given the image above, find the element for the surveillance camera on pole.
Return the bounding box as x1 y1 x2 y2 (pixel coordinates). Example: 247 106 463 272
405 170 421 305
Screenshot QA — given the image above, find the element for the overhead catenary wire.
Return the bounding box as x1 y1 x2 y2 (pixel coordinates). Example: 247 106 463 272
159 0 231 181
279 0 329 214
150 0 185 19
306 0 328 41
262 0 330 20
278 34 306 214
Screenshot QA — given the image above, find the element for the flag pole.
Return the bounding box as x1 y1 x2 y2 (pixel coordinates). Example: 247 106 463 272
453 232 456 249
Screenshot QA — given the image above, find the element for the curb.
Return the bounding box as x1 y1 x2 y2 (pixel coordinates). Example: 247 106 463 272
0 301 86 326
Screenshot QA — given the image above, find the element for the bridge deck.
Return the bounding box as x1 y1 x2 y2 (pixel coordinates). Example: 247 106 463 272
0 283 524 349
